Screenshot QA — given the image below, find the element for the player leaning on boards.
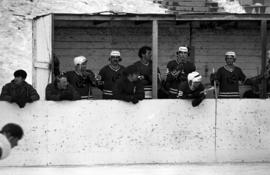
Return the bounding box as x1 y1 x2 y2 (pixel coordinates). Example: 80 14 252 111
211 51 246 98
96 50 125 99
0 69 40 108
177 71 206 107
0 123 23 160
65 56 97 99
165 46 196 98
113 64 145 104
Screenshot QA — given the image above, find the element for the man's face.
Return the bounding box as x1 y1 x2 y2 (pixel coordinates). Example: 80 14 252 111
110 56 120 66
57 77 68 90
6 135 19 148
177 51 188 62
14 77 24 85
143 50 152 62
189 81 200 90
80 61 88 71
225 56 235 66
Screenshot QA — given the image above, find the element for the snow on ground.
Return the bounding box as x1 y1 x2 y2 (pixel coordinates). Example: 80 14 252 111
0 163 270 175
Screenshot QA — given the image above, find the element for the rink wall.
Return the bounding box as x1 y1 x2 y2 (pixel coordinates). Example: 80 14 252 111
0 99 269 166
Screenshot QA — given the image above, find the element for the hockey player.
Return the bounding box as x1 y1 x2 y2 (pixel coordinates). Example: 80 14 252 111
65 56 97 99
214 51 246 98
96 50 125 99
0 123 23 160
133 46 164 99
177 71 205 107
165 46 196 98
133 46 154 99
113 65 144 104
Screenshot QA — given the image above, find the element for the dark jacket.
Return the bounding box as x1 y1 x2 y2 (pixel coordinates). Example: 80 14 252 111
45 83 80 101
178 81 205 99
65 70 96 99
98 64 125 99
0 80 40 108
113 77 145 104
166 60 196 98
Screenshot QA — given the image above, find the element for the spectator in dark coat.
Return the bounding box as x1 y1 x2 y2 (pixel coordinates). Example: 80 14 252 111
113 65 145 104
0 69 39 108
46 74 80 101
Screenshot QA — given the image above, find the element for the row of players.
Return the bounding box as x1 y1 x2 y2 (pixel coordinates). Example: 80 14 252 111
1 46 268 108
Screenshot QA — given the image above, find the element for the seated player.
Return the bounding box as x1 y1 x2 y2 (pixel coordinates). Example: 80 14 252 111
46 74 80 101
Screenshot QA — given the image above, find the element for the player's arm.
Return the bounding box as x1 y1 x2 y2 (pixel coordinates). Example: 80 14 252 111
45 84 61 101
0 85 13 102
28 85 40 102
134 81 145 100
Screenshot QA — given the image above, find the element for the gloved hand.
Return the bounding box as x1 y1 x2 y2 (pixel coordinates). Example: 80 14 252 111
192 94 206 107
16 99 26 108
131 97 139 104
27 97 33 103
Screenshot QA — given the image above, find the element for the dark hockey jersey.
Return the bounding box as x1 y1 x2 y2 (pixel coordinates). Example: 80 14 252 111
133 60 153 86
113 77 144 103
133 60 161 99
65 70 96 99
178 81 205 99
166 60 196 98
98 64 125 99
215 66 246 98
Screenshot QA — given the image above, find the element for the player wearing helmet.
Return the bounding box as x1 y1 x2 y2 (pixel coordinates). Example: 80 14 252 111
65 56 96 99
177 71 205 107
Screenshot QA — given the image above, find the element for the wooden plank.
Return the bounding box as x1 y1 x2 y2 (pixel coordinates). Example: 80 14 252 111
152 20 158 99
34 14 53 100
53 14 176 21
261 20 267 98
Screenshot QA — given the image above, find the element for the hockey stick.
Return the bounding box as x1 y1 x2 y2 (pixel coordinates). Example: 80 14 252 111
213 68 218 161
200 86 215 94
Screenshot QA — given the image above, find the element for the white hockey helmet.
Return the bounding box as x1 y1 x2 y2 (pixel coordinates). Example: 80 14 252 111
188 71 202 89
73 56 87 65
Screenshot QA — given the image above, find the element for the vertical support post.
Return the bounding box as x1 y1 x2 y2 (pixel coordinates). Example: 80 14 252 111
261 20 267 98
152 20 158 99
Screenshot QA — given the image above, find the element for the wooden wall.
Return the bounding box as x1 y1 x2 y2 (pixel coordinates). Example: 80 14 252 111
54 20 268 86
54 20 190 80
192 21 262 84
